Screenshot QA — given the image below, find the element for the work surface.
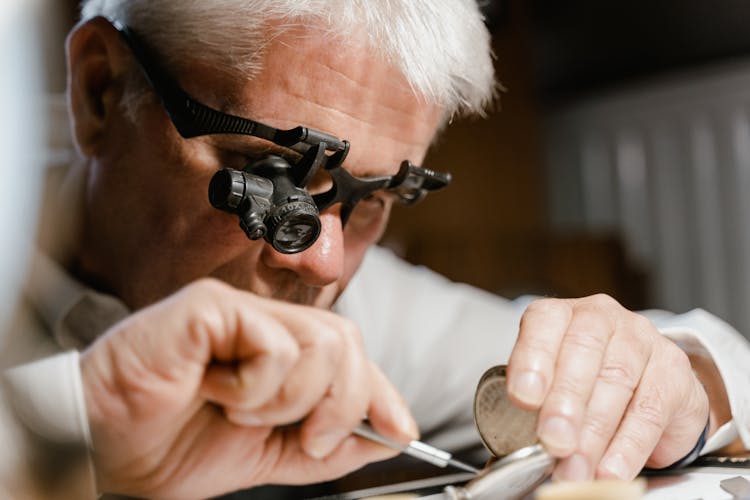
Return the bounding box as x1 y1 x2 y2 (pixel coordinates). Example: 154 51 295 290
644 465 750 499
319 463 750 499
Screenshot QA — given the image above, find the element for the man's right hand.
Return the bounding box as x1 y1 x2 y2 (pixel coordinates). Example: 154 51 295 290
80 278 417 499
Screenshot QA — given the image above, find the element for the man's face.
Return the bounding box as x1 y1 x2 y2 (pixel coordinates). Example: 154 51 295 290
77 25 443 310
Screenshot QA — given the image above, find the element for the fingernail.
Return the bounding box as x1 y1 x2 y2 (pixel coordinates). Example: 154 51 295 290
555 454 590 481
600 453 631 479
509 370 545 407
538 416 576 454
306 430 348 459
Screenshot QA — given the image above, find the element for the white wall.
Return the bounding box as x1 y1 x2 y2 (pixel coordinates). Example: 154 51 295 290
545 58 750 337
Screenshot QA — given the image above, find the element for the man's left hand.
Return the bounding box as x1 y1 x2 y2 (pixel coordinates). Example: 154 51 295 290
506 294 710 481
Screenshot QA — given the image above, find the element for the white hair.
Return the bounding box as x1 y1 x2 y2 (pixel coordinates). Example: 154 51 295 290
80 0 496 118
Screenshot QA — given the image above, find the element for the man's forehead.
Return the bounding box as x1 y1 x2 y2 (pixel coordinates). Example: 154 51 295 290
184 25 443 176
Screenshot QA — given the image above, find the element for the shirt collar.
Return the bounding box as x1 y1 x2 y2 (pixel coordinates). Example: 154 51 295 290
27 250 130 350
26 158 131 349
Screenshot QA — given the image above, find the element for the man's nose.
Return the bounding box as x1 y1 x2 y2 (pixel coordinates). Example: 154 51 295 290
260 210 344 286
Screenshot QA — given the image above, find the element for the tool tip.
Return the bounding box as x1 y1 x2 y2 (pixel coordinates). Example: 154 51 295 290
448 458 480 474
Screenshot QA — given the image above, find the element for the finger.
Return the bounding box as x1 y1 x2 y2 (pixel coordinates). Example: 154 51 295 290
263 426 399 486
298 319 371 459
85 279 293 425
646 344 708 468
200 312 300 412
241 313 345 426
596 341 703 479
507 298 573 409
538 295 622 457
364 361 419 444
554 317 654 480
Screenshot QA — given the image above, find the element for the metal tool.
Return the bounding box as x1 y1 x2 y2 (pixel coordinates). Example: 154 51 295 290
721 476 750 499
353 365 552 498
328 366 551 499
353 422 480 474
443 443 555 500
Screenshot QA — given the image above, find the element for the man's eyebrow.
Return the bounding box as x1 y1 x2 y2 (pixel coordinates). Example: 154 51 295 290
213 136 302 161
212 136 399 180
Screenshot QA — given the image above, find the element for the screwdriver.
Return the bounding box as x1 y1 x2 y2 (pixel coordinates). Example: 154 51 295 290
353 422 480 474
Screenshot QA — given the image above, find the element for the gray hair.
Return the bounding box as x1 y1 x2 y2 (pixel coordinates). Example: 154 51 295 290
80 0 496 118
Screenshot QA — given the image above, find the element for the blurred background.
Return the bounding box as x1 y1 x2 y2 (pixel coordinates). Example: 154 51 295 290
51 0 750 337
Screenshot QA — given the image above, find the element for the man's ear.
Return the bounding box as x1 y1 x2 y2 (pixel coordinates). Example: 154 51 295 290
66 16 134 157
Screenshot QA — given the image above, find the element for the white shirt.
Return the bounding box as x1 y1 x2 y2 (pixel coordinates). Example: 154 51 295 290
4 245 750 498
337 245 750 454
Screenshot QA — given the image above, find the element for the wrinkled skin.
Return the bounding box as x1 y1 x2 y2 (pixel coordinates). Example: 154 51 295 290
69 17 434 497
507 295 729 481
70 20 442 313
65 14 732 498
82 279 416 498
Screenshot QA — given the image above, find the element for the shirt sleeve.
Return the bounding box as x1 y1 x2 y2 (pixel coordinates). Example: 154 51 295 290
3 350 98 498
338 246 750 459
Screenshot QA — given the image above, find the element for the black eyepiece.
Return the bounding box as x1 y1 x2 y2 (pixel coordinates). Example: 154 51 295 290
208 169 246 211
208 162 320 253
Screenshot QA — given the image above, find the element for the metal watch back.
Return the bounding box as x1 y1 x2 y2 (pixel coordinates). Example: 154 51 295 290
473 365 540 457
442 365 555 499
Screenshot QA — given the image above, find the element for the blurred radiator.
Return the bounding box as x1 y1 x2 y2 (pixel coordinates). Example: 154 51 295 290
544 59 750 337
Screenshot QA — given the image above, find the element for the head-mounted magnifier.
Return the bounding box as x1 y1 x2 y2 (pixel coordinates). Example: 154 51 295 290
111 17 452 253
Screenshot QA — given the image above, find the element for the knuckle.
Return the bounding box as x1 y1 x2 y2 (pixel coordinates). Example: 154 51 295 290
616 430 655 460
622 313 657 349
584 411 618 441
338 316 358 334
310 324 344 363
586 293 620 310
630 313 655 336
270 388 315 423
517 334 559 359
549 377 587 402
338 317 364 348
524 298 568 319
324 385 365 422
573 294 620 320
632 386 668 429
666 343 691 373
187 277 230 298
598 360 639 392
563 325 609 354
274 336 301 368
309 322 337 347
653 340 692 382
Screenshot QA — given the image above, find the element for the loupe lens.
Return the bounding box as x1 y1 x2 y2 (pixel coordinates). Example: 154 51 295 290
268 203 321 253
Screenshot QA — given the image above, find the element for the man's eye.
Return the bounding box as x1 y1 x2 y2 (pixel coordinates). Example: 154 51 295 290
215 149 254 170
347 193 390 229
306 168 335 196
361 193 386 206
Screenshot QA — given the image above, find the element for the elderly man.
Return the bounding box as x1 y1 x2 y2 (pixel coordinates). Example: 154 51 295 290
4 0 750 498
